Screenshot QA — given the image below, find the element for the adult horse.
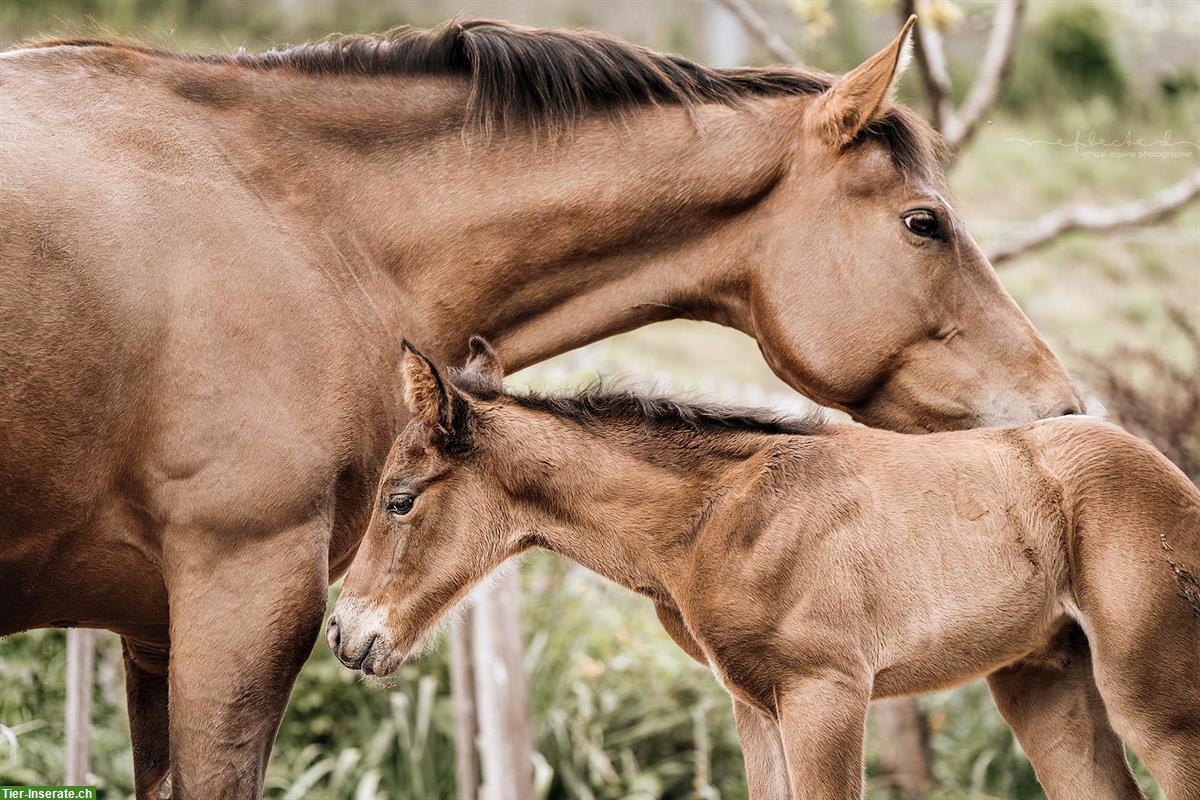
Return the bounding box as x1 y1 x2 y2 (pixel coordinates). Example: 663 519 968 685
0 18 1080 798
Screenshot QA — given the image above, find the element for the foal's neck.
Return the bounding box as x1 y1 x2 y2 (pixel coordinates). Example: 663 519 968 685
251 77 797 365
510 422 779 598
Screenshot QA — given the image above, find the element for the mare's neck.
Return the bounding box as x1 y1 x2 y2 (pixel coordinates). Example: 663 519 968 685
244 75 796 366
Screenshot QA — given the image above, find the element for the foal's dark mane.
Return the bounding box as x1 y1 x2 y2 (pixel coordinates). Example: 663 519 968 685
25 19 942 177
451 372 826 438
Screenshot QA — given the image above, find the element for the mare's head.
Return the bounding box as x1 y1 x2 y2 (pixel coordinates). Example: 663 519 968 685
709 19 1082 430
327 338 545 675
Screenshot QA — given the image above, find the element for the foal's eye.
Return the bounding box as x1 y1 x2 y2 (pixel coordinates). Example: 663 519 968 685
386 494 416 517
902 210 942 239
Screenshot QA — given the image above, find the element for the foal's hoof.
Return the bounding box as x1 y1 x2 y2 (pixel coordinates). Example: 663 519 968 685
156 775 173 799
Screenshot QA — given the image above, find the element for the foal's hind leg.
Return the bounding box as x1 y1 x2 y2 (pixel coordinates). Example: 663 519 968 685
122 638 172 800
1071 482 1200 799
1082 584 1200 798
1086 607 1200 800
987 624 1143 800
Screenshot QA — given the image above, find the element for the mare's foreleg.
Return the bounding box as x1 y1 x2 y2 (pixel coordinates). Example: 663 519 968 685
162 517 329 799
653 603 790 799
122 638 172 799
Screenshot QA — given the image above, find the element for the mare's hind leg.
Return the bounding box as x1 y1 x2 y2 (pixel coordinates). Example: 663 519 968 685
987 623 1143 800
123 638 172 799
163 517 329 798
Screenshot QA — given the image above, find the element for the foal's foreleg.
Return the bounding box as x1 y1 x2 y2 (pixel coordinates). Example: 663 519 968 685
987 624 1143 800
733 701 791 799
776 668 871 800
652 604 791 798
163 518 329 799
122 638 172 800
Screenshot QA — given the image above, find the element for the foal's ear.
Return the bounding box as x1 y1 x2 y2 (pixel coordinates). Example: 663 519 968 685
463 335 505 393
811 15 915 147
401 341 455 432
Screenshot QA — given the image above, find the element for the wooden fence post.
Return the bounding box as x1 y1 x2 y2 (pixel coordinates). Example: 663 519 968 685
64 628 95 785
450 613 480 800
472 572 534 800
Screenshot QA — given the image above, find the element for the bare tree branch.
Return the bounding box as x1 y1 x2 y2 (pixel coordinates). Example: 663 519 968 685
988 170 1200 265
900 0 1026 150
900 0 954 133
713 0 803 66
956 0 1026 146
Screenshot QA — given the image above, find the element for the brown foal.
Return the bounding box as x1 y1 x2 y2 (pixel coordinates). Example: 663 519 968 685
1 18 1081 796
333 339 1200 800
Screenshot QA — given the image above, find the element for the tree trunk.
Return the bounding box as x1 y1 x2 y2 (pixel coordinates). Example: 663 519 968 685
472 572 534 800
873 697 935 799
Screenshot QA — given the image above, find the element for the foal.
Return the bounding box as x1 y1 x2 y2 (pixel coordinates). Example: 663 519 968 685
331 339 1200 800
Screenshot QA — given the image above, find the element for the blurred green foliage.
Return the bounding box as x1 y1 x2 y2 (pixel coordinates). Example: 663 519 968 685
1004 2 1127 111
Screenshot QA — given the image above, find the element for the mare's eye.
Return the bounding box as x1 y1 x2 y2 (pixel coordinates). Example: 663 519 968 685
386 494 416 517
902 210 942 239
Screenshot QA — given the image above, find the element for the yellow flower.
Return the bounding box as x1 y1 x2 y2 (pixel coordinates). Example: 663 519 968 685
920 0 965 31
788 0 836 44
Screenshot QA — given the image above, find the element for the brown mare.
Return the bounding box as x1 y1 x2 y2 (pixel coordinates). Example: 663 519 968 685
333 339 1200 800
0 18 1081 797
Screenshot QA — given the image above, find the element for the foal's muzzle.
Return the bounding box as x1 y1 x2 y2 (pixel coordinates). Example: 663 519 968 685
326 606 394 675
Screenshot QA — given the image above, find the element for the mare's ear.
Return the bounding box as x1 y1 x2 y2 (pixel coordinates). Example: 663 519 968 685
463 335 505 393
401 341 455 433
811 15 915 147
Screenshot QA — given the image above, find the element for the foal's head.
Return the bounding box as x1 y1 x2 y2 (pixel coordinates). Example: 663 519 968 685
328 338 547 675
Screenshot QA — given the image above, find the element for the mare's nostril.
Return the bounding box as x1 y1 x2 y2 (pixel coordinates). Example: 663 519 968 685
1055 401 1084 418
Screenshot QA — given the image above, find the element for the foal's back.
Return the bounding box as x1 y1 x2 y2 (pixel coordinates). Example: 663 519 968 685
748 416 1197 697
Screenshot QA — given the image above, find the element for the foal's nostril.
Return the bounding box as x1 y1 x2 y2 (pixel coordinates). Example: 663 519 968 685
326 615 341 653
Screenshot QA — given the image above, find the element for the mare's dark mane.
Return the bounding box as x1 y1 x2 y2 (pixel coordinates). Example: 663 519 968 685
25 19 942 177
